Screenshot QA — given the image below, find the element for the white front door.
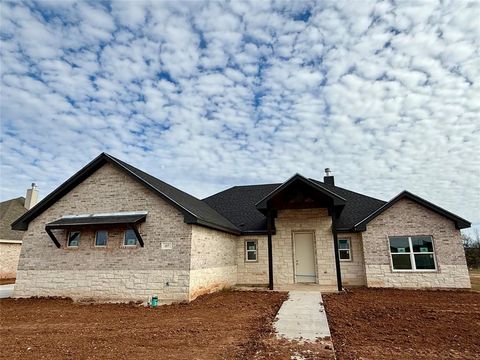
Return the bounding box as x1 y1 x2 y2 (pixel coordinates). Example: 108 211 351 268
293 232 316 283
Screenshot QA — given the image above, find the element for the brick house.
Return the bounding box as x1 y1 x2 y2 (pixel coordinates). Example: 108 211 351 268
11 153 471 302
0 184 38 279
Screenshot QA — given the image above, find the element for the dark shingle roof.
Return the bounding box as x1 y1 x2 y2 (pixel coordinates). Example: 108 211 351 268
204 184 280 233
107 155 240 234
12 153 240 234
204 181 387 233
1 197 27 240
309 179 387 230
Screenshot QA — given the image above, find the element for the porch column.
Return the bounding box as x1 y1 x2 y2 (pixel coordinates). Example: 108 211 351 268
267 209 274 290
331 207 343 291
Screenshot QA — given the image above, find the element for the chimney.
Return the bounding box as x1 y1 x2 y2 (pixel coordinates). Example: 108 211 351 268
25 183 39 210
324 168 335 186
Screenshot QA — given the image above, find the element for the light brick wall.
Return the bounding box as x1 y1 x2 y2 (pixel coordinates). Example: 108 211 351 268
14 163 193 302
189 225 237 300
0 242 22 279
362 198 470 289
236 236 268 285
338 233 367 286
273 209 337 286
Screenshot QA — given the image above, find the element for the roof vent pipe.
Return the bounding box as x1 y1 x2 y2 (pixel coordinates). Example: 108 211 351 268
324 168 335 186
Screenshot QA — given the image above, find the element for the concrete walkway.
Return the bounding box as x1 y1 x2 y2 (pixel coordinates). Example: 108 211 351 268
274 291 331 342
0 284 14 299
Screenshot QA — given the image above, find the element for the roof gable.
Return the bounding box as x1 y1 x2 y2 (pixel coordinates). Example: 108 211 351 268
255 174 346 211
11 153 240 234
353 190 471 231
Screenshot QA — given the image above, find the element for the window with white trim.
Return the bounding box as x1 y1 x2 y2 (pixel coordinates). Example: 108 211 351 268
245 240 257 262
338 238 351 261
67 231 80 247
124 229 138 246
388 236 436 271
95 230 108 247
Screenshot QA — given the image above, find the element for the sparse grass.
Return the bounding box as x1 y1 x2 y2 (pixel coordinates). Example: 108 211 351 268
470 269 480 292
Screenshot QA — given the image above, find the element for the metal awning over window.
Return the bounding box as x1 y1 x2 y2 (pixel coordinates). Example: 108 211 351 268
45 211 147 248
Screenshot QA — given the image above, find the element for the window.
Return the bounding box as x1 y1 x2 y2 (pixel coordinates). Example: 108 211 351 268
389 236 436 271
338 239 351 261
67 231 80 247
245 240 257 262
95 231 108 247
124 229 138 246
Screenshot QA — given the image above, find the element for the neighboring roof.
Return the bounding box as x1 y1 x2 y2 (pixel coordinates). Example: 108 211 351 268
255 174 346 211
204 180 387 233
45 211 148 228
12 153 240 234
353 190 471 230
0 197 27 241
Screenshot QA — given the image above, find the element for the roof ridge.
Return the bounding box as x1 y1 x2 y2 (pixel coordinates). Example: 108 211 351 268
309 178 386 203
105 154 240 232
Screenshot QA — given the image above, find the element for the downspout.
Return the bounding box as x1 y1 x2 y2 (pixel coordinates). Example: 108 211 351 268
331 206 343 292
267 209 274 290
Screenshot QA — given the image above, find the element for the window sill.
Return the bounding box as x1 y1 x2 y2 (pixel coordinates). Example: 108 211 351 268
391 269 437 273
340 259 352 262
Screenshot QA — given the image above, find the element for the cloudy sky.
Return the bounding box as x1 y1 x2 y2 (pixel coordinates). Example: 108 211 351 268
1 0 479 233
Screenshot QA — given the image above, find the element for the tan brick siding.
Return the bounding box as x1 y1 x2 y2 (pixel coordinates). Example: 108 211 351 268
338 233 367 286
0 242 21 278
236 210 339 287
189 226 237 299
14 163 193 301
237 236 269 285
362 198 470 288
14 269 189 303
274 209 337 286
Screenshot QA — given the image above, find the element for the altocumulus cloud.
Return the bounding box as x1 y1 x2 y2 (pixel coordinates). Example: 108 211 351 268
0 0 479 233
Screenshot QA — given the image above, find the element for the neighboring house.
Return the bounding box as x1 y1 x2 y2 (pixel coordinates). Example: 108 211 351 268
11 153 471 302
0 184 38 279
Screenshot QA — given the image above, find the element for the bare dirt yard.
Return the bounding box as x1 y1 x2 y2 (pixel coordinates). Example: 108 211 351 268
323 288 480 360
0 291 289 360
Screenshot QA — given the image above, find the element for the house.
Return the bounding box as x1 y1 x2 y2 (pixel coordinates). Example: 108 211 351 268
0 184 38 279
11 153 471 302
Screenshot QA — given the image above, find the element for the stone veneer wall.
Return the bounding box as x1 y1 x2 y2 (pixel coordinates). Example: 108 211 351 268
362 198 470 289
189 225 237 300
0 242 22 279
273 208 337 286
236 236 269 285
14 163 193 302
338 233 366 286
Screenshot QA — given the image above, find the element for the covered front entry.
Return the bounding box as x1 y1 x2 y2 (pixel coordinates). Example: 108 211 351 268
255 174 346 291
293 232 316 283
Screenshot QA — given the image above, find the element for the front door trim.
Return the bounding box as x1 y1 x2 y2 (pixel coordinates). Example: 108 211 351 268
292 230 318 283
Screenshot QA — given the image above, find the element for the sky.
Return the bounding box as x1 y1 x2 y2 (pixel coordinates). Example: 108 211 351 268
0 0 479 234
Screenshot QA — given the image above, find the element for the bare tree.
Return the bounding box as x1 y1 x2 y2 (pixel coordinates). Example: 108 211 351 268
463 229 480 269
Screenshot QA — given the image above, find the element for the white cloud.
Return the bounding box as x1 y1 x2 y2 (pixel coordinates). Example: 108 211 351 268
0 0 479 230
